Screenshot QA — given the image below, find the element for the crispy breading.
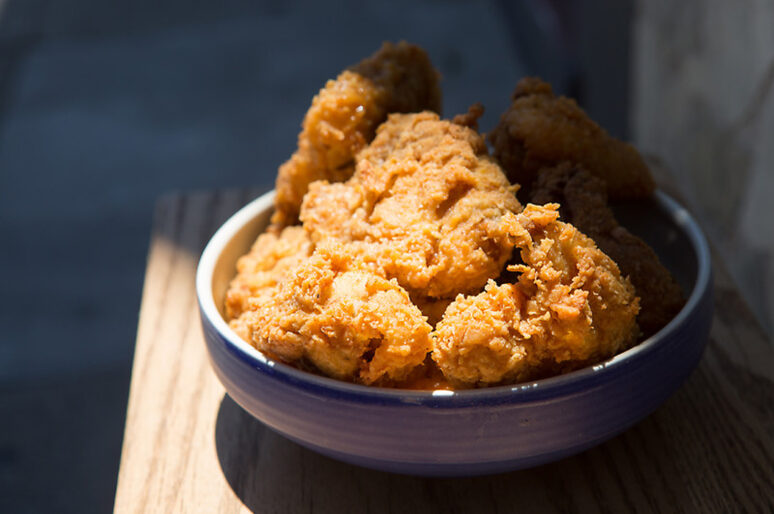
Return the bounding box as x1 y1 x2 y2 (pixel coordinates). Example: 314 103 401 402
300 111 522 299
225 226 313 321
489 77 655 199
238 242 433 385
272 42 441 227
432 204 640 387
531 163 684 337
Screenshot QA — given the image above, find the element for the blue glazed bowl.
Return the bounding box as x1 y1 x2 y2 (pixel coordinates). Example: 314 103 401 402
196 190 713 477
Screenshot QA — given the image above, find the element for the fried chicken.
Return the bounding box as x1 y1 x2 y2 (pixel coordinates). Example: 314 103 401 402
272 41 442 227
432 204 640 387
226 59 660 388
489 77 655 199
531 163 684 337
237 242 433 385
300 111 522 299
225 226 313 320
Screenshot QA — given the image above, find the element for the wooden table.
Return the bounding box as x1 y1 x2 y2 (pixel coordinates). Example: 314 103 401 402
114 189 774 513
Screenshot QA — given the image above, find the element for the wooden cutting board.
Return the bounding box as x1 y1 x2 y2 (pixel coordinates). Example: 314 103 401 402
113 188 774 513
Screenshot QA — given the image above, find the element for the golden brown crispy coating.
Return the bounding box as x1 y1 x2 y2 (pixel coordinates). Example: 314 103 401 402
300 111 522 299
238 242 432 385
228 66 653 388
531 163 684 337
272 42 442 227
433 204 639 387
489 77 655 199
225 226 313 321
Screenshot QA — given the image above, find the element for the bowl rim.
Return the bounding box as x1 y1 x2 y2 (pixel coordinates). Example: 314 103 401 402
196 189 711 405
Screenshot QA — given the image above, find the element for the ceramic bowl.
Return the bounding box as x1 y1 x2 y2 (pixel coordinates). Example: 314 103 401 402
196 190 712 477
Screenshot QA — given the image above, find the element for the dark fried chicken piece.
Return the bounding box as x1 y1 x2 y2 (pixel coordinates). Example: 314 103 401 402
531 163 684 337
272 41 442 227
489 77 655 199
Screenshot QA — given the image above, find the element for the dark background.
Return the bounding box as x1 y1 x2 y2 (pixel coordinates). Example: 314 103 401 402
0 0 672 512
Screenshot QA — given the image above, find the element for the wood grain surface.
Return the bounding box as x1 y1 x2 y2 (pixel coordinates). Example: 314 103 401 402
114 189 774 514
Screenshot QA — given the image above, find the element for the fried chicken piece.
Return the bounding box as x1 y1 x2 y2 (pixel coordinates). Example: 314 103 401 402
225 226 313 321
300 111 522 299
489 77 655 199
433 204 639 387
272 41 442 227
238 242 432 385
531 163 684 337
